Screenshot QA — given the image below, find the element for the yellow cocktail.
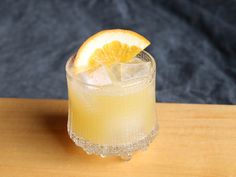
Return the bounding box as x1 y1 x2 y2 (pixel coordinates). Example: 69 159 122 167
65 29 158 160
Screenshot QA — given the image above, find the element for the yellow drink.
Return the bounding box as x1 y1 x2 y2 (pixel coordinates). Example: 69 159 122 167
66 51 157 159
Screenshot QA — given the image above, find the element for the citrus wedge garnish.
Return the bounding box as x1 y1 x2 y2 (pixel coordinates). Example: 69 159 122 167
73 29 150 73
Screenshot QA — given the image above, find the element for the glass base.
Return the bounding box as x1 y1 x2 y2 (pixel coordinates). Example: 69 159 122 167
68 125 158 160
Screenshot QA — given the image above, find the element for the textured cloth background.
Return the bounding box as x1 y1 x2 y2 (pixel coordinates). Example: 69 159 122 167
0 0 236 104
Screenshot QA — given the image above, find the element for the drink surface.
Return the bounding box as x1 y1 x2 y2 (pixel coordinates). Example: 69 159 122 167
66 52 157 145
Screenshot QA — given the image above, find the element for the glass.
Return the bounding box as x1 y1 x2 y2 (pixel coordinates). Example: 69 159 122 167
66 51 158 160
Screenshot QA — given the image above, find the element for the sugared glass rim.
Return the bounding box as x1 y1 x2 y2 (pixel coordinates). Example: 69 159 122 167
65 50 156 88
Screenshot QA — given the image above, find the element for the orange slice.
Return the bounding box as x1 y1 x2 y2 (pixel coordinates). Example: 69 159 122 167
73 29 150 73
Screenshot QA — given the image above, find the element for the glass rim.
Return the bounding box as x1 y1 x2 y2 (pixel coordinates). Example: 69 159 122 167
65 50 156 88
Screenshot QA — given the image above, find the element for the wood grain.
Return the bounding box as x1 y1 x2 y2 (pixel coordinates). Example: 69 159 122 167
0 98 235 177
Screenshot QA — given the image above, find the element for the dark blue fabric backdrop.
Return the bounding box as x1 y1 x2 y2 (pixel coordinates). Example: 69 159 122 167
0 0 236 104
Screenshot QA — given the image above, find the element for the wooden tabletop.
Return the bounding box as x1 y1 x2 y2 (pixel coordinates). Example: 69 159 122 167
0 98 235 177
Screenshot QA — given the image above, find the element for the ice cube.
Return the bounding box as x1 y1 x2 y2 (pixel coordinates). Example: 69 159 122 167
109 64 122 81
120 59 152 81
78 66 112 86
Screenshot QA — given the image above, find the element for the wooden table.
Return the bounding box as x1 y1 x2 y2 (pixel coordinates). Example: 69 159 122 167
0 98 235 177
